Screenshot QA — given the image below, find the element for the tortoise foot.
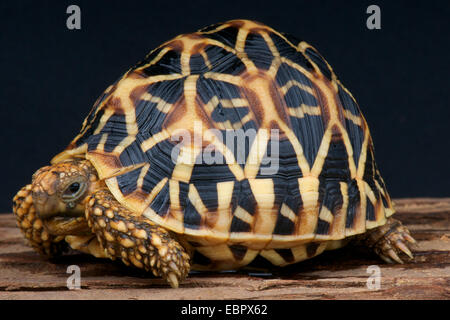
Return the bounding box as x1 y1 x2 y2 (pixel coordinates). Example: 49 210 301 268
360 217 416 264
85 189 191 288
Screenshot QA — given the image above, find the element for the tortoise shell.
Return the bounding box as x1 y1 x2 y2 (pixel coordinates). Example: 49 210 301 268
53 20 394 254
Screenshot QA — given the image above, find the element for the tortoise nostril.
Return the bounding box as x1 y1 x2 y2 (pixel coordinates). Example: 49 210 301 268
31 184 46 200
31 186 55 219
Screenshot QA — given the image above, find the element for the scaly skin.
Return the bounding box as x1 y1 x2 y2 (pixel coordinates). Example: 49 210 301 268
12 184 68 256
85 189 191 288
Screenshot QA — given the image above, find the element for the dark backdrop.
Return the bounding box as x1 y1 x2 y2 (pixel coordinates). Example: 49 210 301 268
1 0 449 212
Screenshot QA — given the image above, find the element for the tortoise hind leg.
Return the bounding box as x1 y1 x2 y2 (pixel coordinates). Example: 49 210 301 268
13 184 68 256
357 217 416 264
85 189 191 288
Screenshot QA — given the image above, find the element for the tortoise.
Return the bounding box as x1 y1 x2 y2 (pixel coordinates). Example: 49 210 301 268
13 19 416 288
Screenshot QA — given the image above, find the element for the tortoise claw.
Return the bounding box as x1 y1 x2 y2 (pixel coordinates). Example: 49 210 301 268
378 223 415 264
395 240 414 259
378 254 394 264
167 272 179 289
403 233 417 244
364 218 416 264
386 248 403 264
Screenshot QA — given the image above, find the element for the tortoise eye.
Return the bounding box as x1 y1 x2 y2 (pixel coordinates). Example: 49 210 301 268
68 182 80 194
62 180 86 202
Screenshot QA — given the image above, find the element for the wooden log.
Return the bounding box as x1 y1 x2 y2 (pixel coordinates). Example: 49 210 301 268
0 198 449 300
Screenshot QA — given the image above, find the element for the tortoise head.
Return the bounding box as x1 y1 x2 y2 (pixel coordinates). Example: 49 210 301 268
31 159 102 235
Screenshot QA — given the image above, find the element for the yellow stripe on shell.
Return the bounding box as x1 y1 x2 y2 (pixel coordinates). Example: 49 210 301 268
244 129 269 179
248 178 275 210
95 133 109 152
169 179 180 210
258 30 283 77
345 179 367 236
142 177 168 208
141 130 171 152
200 50 212 70
266 55 282 78
233 206 254 225
280 80 315 96
290 245 309 263
259 249 285 266
279 203 297 223
104 177 142 214
364 181 377 205
202 95 254 130
374 179 387 197
87 156 146 180
204 72 243 86
200 135 246 181
297 41 339 91
233 27 260 73
217 181 234 210
213 181 234 235
279 57 319 89
232 113 253 130
51 144 88 164
188 184 208 217
319 206 334 224
334 122 357 179
171 146 201 183
220 98 249 108
136 163 150 190
328 182 349 239
287 105 321 118
310 128 333 177
297 177 320 237
92 108 115 135
343 109 363 126
140 93 175 113
201 97 235 130
133 46 172 73
71 84 117 146
196 244 234 263
356 129 370 179
315 205 335 240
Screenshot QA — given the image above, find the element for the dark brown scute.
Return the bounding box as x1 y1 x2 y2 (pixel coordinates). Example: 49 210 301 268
229 244 247 261
275 248 295 263
306 242 320 257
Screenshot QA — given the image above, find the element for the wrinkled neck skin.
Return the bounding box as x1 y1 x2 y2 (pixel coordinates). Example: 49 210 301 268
31 159 105 236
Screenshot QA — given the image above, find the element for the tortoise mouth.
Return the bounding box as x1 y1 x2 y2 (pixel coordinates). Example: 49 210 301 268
43 216 90 236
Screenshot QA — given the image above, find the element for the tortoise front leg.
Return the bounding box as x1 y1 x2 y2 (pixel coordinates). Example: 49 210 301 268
357 217 416 264
85 189 191 288
12 184 68 256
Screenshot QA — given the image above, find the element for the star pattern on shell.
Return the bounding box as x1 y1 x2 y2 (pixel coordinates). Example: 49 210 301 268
51 20 395 267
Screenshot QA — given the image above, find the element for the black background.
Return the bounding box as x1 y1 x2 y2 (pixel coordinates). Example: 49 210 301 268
0 0 449 212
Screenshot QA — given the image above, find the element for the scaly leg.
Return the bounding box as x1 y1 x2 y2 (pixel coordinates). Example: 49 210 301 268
85 189 191 288
358 217 416 264
12 185 68 256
